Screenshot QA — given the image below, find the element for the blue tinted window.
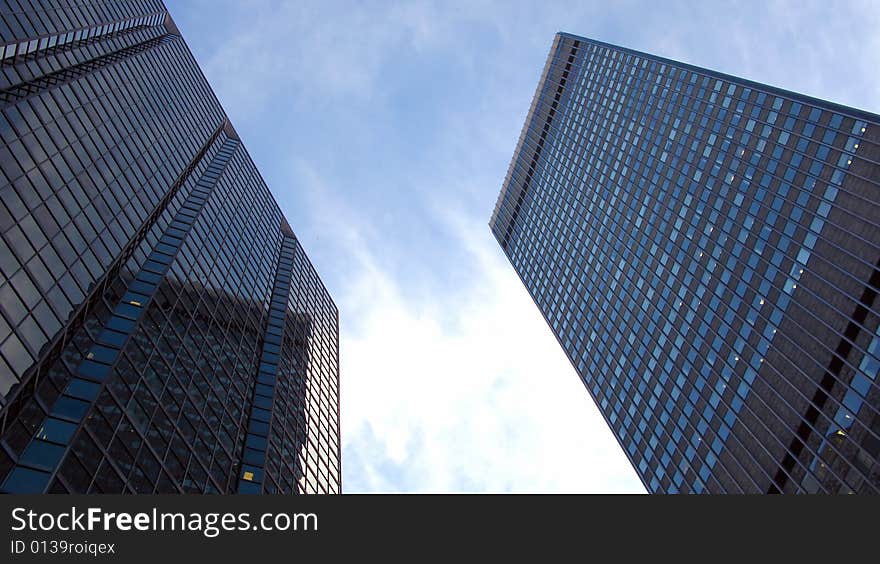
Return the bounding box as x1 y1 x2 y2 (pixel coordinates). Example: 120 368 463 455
2 466 51 493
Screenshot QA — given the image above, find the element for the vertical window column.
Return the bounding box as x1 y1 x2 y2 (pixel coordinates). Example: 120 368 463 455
238 235 297 494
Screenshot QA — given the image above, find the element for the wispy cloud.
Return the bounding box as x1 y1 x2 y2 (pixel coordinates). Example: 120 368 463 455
289 155 642 491
338 207 642 492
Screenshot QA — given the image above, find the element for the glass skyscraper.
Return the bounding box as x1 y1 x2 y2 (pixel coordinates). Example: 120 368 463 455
0 1 340 493
491 33 880 493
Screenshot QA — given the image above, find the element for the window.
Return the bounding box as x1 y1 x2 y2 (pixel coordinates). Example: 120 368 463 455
2 466 52 493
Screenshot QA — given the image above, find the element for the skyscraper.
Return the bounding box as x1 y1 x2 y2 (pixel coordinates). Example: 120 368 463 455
0 1 340 493
491 33 880 493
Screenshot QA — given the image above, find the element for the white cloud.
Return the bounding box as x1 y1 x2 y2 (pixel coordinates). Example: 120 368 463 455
289 157 643 492
338 207 644 492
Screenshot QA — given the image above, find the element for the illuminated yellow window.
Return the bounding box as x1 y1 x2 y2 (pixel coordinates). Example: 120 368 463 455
243 471 255 481
129 300 142 306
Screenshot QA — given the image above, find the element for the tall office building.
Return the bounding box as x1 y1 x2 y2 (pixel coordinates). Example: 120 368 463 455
0 1 340 493
491 33 880 493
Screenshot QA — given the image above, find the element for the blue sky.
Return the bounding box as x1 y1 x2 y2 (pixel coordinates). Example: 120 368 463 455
164 0 880 492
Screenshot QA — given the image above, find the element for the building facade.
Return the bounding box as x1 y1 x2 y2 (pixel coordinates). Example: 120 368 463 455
491 33 880 493
0 0 340 493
